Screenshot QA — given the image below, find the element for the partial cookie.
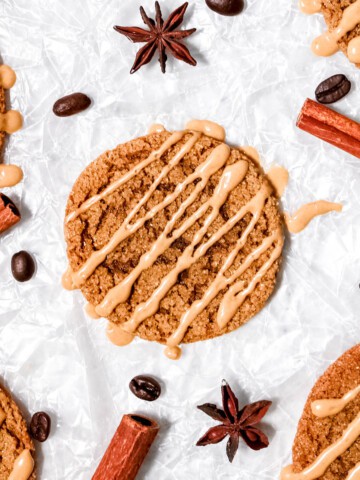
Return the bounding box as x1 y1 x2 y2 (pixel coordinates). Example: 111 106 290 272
63 121 283 357
281 345 360 479
321 0 360 66
300 0 360 67
0 383 36 480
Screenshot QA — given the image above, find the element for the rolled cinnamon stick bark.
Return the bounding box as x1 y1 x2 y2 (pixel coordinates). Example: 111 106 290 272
92 414 159 480
0 193 21 233
297 98 360 158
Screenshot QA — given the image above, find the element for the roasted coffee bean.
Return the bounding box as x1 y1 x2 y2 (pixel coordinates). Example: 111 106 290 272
129 375 161 402
315 74 351 104
53 93 91 117
30 412 51 442
11 251 35 282
205 0 245 16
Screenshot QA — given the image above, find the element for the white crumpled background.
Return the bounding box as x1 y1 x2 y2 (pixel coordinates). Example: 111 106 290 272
0 0 360 478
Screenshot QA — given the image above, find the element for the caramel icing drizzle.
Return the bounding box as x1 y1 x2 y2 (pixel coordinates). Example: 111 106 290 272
347 463 360 480
299 0 321 15
0 164 23 188
285 201 342 234
312 385 360 418
0 65 17 89
0 65 24 188
64 121 284 356
106 322 134 346
301 0 360 63
281 385 360 479
8 449 34 480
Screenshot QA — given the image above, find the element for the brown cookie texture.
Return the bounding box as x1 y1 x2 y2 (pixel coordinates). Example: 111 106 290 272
0 384 36 480
291 345 360 479
64 129 283 345
321 0 360 67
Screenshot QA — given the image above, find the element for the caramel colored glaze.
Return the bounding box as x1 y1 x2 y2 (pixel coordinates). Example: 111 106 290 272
347 463 360 480
85 303 101 319
164 346 182 360
281 412 360 479
266 166 289 198
0 110 23 134
8 449 34 480
65 132 201 289
96 144 237 318
241 146 261 165
106 322 134 346
149 123 165 134
348 37 360 63
185 119 226 141
64 121 284 357
61 266 74 290
0 65 16 89
285 201 342 234
299 0 321 14
65 131 185 225
310 0 360 59
0 164 23 188
0 407 5 426
312 385 360 418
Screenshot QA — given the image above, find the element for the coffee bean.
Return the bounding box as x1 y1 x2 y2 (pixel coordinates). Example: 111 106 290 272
315 74 351 104
53 93 91 117
11 251 35 282
30 412 51 442
205 0 245 16
129 375 161 402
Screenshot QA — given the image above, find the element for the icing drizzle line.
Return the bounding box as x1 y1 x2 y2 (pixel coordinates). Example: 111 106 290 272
0 65 23 188
281 385 360 479
312 385 360 418
8 449 34 480
63 120 284 356
285 201 342 234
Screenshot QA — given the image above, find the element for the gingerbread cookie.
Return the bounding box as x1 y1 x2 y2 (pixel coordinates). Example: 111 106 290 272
0 383 36 480
300 0 360 66
0 64 23 188
281 344 360 479
63 120 284 359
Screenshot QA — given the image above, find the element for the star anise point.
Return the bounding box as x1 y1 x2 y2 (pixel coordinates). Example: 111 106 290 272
114 2 197 74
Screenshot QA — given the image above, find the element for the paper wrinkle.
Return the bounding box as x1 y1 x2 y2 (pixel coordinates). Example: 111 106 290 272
0 0 359 478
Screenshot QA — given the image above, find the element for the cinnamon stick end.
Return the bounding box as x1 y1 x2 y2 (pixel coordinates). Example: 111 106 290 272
0 193 21 233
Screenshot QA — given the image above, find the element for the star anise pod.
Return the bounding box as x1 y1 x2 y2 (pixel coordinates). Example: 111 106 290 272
114 2 197 74
196 380 272 463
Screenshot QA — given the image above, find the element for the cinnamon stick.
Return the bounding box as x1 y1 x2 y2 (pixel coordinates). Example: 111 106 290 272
0 193 21 233
92 414 159 480
297 98 360 158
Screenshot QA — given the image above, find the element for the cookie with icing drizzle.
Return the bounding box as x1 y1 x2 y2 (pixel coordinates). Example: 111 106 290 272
63 120 284 358
0 65 23 188
300 0 360 66
0 383 36 480
281 344 360 480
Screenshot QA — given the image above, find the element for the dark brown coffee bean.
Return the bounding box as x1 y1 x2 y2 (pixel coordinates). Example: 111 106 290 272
315 74 351 104
205 0 244 16
129 375 161 402
30 412 51 442
11 251 35 282
53 93 91 117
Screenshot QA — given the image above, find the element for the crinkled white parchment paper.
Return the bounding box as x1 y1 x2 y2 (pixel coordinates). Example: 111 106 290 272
0 0 360 478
